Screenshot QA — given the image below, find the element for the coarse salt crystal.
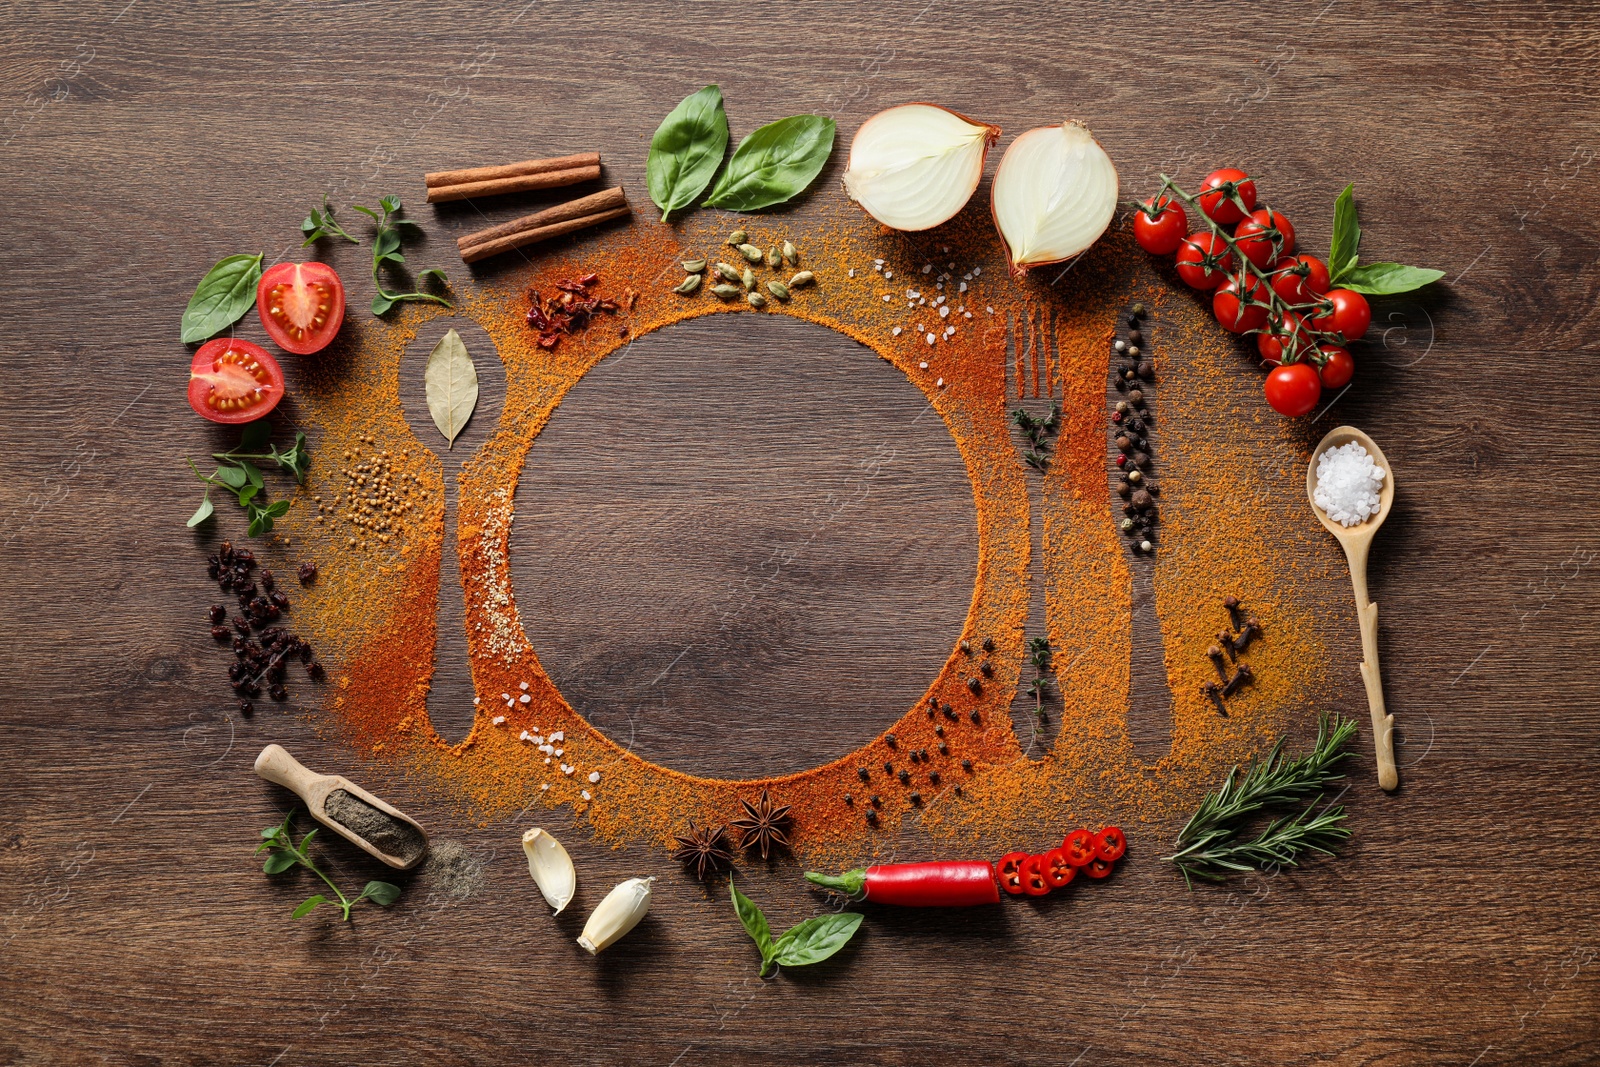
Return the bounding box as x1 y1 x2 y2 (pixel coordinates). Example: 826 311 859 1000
561 763 574 775
588 771 601 783
973 267 982 276
986 305 995 314
882 294 891 302
519 681 529 690
892 326 902 336
519 730 531 741
958 281 968 293
500 693 510 701
848 268 856 277
936 377 945 387
541 783 550 791
554 748 564 757
1313 442 1387 527
884 271 893 279
926 333 936 345
964 311 972 319
492 715 506 725
550 731 564 741
473 697 480 704
907 290 920 299
919 361 929 369
519 694 530 703
921 264 933 274
581 790 591 801
939 306 950 318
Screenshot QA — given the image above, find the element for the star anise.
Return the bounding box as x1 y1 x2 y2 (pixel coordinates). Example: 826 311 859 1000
672 821 734 881
731 790 792 860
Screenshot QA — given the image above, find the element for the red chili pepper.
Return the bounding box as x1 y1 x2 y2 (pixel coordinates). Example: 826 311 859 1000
1083 857 1115 879
1063 828 1096 866
1019 855 1051 896
1043 848 1077 889
1094 825 1127 862
805 860 1001 907
995 852 1029 896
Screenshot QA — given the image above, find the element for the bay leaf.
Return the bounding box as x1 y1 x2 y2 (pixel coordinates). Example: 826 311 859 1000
424 328 478 449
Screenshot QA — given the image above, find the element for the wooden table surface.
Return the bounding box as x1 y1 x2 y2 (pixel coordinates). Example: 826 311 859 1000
4 2 1599 1064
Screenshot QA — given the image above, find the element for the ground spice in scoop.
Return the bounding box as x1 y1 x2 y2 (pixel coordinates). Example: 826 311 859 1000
324 788 426 864
277 200 1354 866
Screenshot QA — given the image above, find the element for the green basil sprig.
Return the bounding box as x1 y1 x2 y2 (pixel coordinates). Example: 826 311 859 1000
1326 184 1443 295
181 253 263 343
647 85 730 222
731 879 862 977
705 114 837 212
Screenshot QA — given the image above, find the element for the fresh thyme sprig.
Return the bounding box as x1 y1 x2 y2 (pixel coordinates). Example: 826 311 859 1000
1164 713 1358 886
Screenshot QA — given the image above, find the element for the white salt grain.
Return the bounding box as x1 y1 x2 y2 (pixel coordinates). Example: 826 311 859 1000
1313 442 1387 526
588 771 601 783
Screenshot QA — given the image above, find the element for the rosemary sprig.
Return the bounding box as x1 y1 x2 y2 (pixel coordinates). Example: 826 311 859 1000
1164 713 1358 886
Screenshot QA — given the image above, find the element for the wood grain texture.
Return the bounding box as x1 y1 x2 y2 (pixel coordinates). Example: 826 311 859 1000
2 1 1599 1064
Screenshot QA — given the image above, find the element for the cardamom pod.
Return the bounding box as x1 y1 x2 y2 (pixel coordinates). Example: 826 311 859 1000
673 274 702 294
742 267 757 290
782 241 798 266
766 246 782 269
737 243 763 263
711 283 742 300
746 291 767 308
681 258 707 273
715 262 743 283
727 230 748 246
789 270 815 288
766 280 790 300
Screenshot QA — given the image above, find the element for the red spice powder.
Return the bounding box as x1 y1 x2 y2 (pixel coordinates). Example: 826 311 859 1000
278 204 1351 865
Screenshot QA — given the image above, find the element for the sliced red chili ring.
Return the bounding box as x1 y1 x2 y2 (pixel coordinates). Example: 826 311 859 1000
1043 848 1077 889
1084 857 1114 879
996 851 1029 896
1020 854 1052 896
1094 825 1127 863
1063 827 1096 866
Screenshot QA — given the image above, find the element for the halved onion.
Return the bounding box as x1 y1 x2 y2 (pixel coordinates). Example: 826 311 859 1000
991 120 1119 276
842 103 1000 232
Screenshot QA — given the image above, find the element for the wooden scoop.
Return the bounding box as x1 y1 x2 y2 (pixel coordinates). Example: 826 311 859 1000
253 744 429 869
1306 426 1398 792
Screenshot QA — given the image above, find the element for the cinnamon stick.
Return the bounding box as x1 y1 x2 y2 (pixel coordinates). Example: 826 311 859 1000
424 152 602 203
457 186 631 264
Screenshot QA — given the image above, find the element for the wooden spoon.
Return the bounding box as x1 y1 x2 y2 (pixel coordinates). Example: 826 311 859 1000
1306 426 1398 791
253 744 428 869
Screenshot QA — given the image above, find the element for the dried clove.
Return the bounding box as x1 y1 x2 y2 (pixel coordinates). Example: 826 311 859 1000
1221 663 1255 697
1232 617 1262 654
1206 644 1229 680
1223 594 1243 630
1201 681 1229 716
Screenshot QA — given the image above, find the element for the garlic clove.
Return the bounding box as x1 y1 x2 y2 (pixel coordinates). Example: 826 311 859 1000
577 876 656 955
991 119 1119 276
842 103 1000 232
521 827 576 915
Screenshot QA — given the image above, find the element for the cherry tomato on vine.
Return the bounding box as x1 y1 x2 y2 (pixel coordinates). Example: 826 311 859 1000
1316 343 1355 389
187 339 284 424
1234 208 1295 268
1256 311 1316 365
1310 288 1372 342
1132 196 1189 254
1063 828 1097 867
1196 167 1257 225
1213 272 1271 334
1020 855 1052 896
996 851 1029 895
1265 362 1323 418
1174 232 1236 290
1269 253 1331 306
1043 848 1078 889
1083 858 1115 879
257 261 346 355
1093 826 1127 863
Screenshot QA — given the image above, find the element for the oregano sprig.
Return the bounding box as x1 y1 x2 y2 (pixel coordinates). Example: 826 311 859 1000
187 422 309 536
256 809 401 921
301 195 361 246
353 195 451 316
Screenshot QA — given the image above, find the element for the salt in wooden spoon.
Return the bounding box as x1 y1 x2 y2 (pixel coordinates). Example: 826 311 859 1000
253 744 429 869
1305 426 1398 791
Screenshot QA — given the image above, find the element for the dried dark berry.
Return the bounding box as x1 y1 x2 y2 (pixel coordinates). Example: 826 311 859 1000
268 683 288 702
307 661 325 680
233 617 250 635
210 625 230 641
260 570 275 592
238 700 253 716
234 548 255 567
209 605 226 624
297 561 318 584
236 581 257 600
269 591 290 612
206 556 221 579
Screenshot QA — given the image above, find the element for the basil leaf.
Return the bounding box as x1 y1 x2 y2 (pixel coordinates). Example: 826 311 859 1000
705 115 836 212
292 895 326 918
730 880 774 962
186 496 215 528
181 253 263 343
1327 185 1360 284
772 912 863 968
647 85 730 222
1337 261 1444 295
362 880 401 906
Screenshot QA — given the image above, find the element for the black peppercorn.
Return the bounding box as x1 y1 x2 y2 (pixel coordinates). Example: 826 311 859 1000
858 767 871 781
959 639 971 655
884 761 894 774
967 677 982 695
929 772 941 785
969 709 981 724
909 792 922 806
938 741 949 755
961 758 973 771
870 795 881 806
933 724 944 736
898 769 910 784
979 661 993 677
843 793 853 805
866 810 878 825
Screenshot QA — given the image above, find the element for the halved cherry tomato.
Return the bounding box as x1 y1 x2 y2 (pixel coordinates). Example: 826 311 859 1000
257 261 346 355
1174 232 1236 290
1234 208 1295 268
996 851 1029 896
1043 848 1077 889
1083 857 1115 879
1212 272 1271 334
1133 196 1188 255
1062 828 1097 867
1020 855 1052 896
1316 343 1355 389
1269 254 1331 306
188 339 284 424
1256 311 1316 365
1094 826 1127 862
1309 288 1371 342
1196 167 1257 225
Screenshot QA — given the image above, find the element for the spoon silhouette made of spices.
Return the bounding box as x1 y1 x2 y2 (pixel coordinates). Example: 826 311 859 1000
1306 425 1398 792
253 743 429 869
